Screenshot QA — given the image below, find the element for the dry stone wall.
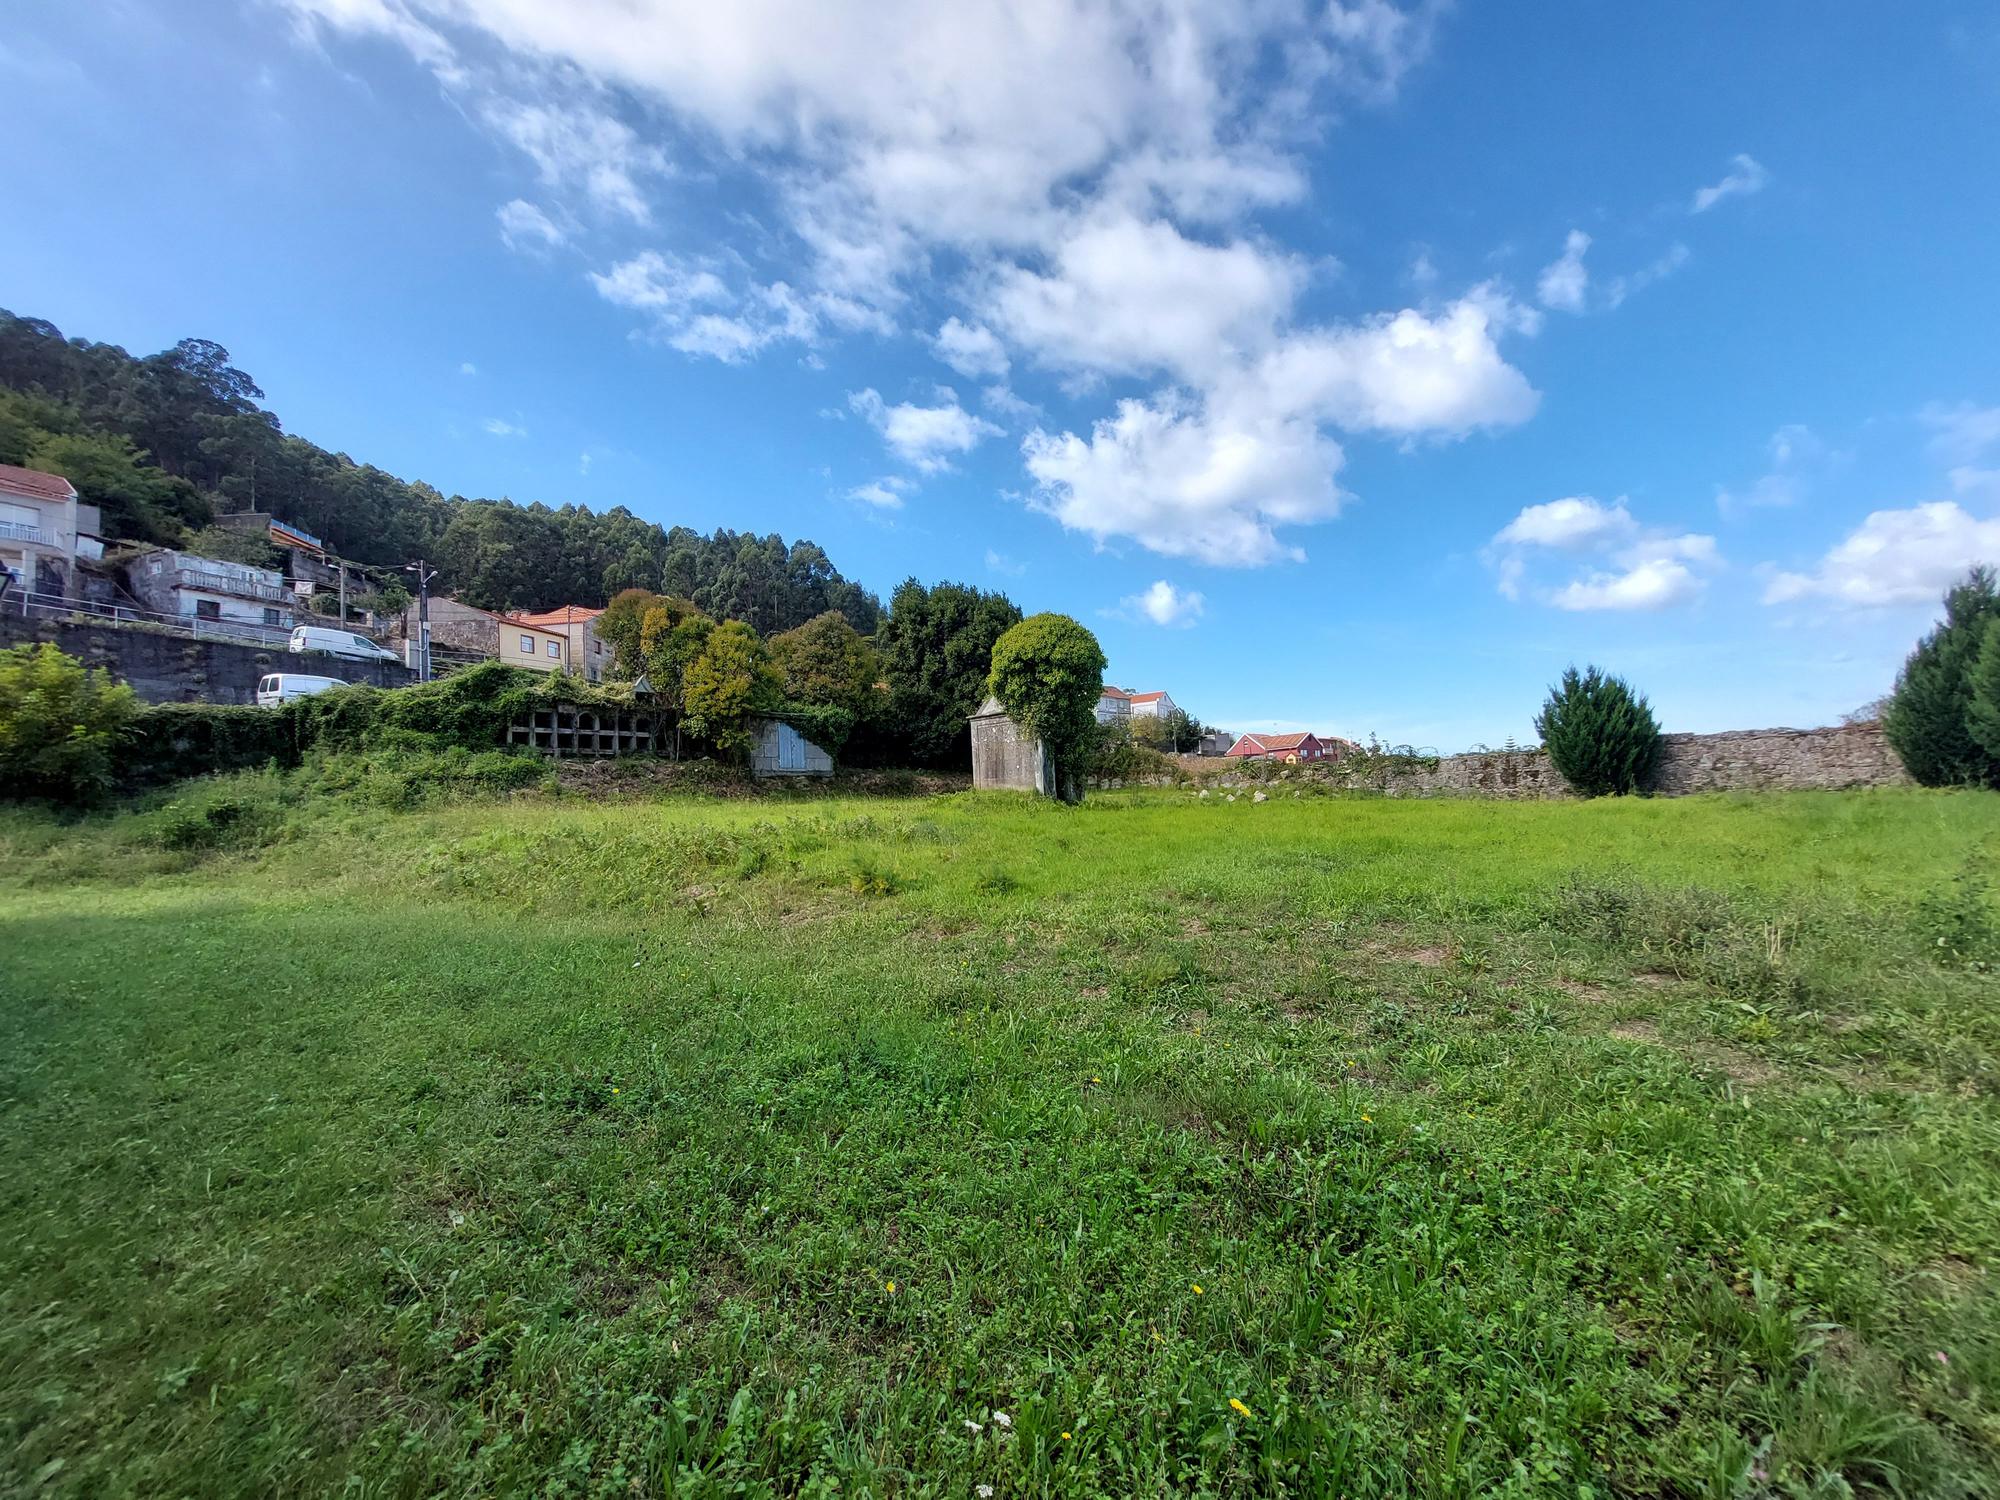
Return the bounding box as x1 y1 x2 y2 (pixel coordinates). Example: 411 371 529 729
1138 723 1910 799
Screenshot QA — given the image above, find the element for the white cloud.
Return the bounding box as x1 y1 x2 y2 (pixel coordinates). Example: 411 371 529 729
284 0 1540 567
1491 494 1717 609
1602 242 1689 308
846 476 914 509
1119 579 1207 627
481 97 669 223
1763 501 2000 607
983 212 1303 382
496 198 566 253
849 387 1002 474
1536 231 1685 315
1536 230 1590 314
1691 153 1769 213
1549 558 1702 612
590 250 817 361
459 360 478 375
1717 423 1834 512
1920 401 2000 466
1494 496 1635 549
933 318 1009 380
483 417 526 437
984 549 1025 576
1236 288 1541 437
1024 395 1342 567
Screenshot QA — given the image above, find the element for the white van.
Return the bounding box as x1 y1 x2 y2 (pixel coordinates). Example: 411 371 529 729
289 625 400 663
256 673 347 707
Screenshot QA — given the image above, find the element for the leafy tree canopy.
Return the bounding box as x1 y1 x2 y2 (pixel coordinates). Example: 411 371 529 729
0 642 140 803
681 620 783 764
876 579 1023 768
770 610 881 719
0 308 881 631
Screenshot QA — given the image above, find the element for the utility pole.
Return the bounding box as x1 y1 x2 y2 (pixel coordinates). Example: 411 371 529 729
403 559 439 681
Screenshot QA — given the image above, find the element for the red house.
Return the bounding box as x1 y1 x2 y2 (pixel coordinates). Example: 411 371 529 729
1223 731 1334 763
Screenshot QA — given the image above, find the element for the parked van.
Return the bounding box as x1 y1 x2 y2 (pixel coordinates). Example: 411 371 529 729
289 624 400 663
256 674 346 707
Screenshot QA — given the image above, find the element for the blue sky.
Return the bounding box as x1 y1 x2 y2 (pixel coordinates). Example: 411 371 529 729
5 1 1999 749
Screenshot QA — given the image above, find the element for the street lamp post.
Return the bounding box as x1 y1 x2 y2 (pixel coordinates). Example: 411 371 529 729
403 559 440 681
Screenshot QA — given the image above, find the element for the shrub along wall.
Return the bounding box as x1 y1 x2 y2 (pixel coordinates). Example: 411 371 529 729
115 663 635 788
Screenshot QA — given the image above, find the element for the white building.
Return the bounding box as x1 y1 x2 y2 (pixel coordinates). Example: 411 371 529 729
1096 686 1177 724
0 463 102 604
125 549 298 642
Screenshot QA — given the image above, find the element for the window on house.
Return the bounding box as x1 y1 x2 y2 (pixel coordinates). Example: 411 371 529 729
519 634 534 654
194 599 221 620
547 641 561 658
263 608 281 626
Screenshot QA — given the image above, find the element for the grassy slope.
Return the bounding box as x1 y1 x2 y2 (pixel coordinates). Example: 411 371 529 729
4 782 2000 1497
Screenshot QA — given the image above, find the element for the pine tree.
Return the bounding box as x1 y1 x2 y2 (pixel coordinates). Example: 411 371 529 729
1534 666 1661 797
1963 615 2000 769
1882 568 2000 788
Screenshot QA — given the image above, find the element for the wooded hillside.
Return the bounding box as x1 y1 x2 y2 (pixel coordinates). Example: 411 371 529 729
0 309 881 631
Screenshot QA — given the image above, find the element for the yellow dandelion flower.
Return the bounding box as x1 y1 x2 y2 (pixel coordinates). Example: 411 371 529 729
886 1280 896 1294
1229 1398 1252 1418
1361 1114 1372 1123
1191 1282 1204 1294
1061 1431 1072 1441
1091 1075 1101 1084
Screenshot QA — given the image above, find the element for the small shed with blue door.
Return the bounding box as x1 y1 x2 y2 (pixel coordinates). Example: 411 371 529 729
749 716 835 778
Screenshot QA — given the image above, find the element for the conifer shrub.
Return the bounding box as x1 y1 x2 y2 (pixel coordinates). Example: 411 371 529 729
1535 665 1661 797
1885 568 2000 787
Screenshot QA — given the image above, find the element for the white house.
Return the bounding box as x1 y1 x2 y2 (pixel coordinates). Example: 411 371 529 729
1096 685 1177 724
125 549 298 642
0 463 102 603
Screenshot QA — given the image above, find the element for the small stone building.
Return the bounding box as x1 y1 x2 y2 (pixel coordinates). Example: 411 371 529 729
970 694 1055 794
750 717 835 778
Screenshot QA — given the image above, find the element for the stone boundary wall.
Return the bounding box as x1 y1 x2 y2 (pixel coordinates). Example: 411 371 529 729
0 614 416 705
1111 724 1911 799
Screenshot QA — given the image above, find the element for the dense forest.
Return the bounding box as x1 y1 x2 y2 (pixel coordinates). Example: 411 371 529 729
0 309 881 632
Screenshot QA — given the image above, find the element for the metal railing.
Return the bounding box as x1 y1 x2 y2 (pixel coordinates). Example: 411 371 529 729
168 564 295 605
5 588 294 648
0 520 50 544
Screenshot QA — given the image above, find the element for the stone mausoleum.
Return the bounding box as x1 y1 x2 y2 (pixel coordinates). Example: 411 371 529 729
970 694 1055 795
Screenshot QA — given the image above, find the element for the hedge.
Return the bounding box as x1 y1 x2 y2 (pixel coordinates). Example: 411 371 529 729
118 664 646 788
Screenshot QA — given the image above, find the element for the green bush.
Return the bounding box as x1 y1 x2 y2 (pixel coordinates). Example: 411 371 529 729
1883 567 2000 788
1963 613 2000 772
122 702 300 786
1535 665 1661 797
0 643 141 802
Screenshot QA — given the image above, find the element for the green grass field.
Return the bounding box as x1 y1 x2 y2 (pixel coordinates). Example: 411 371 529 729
5 774 2000 1496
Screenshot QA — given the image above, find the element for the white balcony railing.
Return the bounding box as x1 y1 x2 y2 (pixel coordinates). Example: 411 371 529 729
0 519 50 545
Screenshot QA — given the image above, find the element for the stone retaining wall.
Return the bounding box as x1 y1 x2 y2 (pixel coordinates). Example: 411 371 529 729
0 614 416 705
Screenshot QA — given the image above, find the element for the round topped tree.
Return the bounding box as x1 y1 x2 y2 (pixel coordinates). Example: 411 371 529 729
986 612 1108 803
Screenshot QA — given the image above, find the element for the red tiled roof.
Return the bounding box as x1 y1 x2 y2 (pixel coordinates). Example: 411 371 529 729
1099 686 1131 700
0 463 77 503
1225 731 1322 756
1128 691 1168 703
509 605 604 627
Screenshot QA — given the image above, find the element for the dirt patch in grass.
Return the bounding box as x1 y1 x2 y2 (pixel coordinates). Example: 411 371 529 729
1557 977 1614 1003
1611 1020 1664 1045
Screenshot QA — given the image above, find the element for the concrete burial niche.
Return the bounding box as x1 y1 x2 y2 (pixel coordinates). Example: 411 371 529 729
970 694 1055 795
